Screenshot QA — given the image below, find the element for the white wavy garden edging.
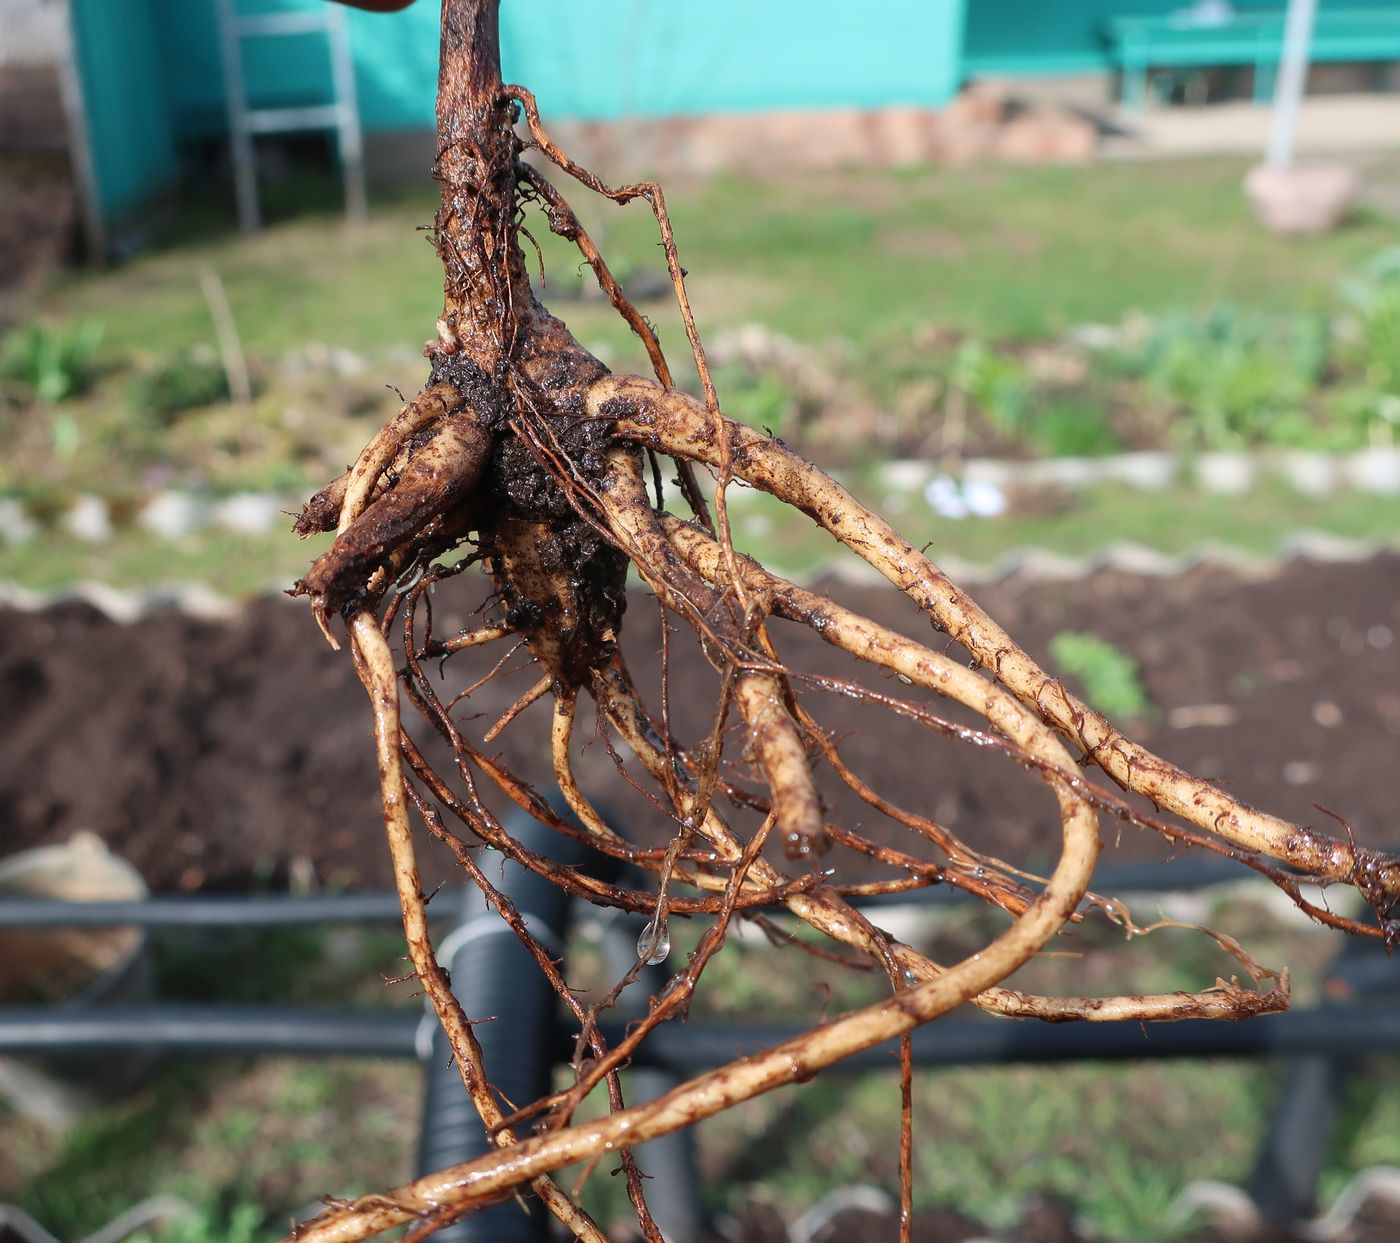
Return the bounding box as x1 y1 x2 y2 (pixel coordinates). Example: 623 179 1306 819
1 446 1398 551
1173 1167 1400 1241
812 530 1398 588
3 531 1395 623
0 580 241 622
0 490 298 548
878 445 1400 498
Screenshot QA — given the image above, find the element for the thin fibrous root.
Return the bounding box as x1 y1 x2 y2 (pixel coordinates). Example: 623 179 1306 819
483 673 551 742
600 448 829 859
297 408 493 646
288 741 1099 1243
345 611 606 1243
655 514 1293 1020
591 373 1400 898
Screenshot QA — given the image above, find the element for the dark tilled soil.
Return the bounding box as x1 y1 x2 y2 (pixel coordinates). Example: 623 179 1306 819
2 554 1398 894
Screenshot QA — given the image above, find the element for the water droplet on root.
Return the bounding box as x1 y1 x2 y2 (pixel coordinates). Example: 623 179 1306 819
637 919 670 966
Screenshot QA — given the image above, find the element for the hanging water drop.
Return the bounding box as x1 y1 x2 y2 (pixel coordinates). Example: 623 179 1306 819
637 918 670 966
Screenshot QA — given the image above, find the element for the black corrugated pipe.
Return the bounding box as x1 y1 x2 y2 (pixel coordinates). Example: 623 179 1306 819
0 1005 419 1058
0 853 1283 930
416 801 610 1243
0 893 416 929
3 1001 1399 1066
596 908 708 1243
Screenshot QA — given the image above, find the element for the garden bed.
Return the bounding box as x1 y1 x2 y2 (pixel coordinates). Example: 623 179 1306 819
3 552 1396 894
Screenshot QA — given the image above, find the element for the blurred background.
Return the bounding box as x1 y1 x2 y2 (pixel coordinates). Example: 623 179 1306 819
1 1 1399 1241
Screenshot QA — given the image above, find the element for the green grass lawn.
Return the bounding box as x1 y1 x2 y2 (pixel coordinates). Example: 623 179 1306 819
37 157 1400 377
13 153 1400 525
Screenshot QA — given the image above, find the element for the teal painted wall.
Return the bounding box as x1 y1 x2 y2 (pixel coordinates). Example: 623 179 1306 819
69 0 179 224
497 0 967 120
153 0 336 138
78 0 967 240
964 0 1400 76
151 0 966 138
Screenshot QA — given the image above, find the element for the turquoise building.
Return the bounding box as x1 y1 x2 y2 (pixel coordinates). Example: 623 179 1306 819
64 0 957 251
61 0 1400 254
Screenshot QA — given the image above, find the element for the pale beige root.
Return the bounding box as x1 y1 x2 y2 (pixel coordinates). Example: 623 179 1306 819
483 673 551 742
730 674 829 859
549 686 633 853
598 449 829 858
289 10 1392 1236
435 623 514 654
286 749 1100 1243
656 515 1290 1022
295 383 467 541
344 612 607 1243
586 469 1105 1014
591 373 1400 897
300 411 495 646
597 666 1182 1027
337 383 465 532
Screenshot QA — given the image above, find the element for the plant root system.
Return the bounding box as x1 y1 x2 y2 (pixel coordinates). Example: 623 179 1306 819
285 4 1400 1239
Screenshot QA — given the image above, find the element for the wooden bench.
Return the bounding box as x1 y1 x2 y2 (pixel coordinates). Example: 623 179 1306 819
1106 8 1400 110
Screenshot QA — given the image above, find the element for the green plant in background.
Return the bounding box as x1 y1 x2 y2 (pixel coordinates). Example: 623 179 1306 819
0 319 105 406
949 338 1031 436
1031 394 1122 457
126 1202 272 1243
1118 305 1328 451
1338 247 1400 392
1049 631 1154 721
126 347 231 424
1334 247 1400 444
709 363 795 440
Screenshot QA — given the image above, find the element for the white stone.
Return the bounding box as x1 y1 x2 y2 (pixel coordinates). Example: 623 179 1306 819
213 492 283 536
923 475 968 520
1022 456 1098 488
1344 447 1400 494
1067 322 1121 351
1094 541 1181 576
877 459 931 492
1282 759 1319 786
138 491 208 540
63 495 112 543
962 478 1007 517
326 347 367 377
1195 453 1258 494
1102 451 1177 491
961 458 1018 489
1276 451 1338 499
0 498 39 544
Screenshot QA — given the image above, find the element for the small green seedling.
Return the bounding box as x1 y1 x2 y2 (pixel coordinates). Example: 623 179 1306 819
1049 630 1154 722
